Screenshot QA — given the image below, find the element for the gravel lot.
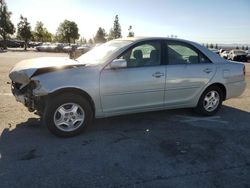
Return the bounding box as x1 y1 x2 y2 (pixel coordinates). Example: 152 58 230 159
0 50 250 188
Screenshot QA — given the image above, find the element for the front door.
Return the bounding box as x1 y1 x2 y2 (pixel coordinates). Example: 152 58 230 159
100 41 166 113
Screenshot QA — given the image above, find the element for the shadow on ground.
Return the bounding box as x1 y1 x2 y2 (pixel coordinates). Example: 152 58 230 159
0 106 250 187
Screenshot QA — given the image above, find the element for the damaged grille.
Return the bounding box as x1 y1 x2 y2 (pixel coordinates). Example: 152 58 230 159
11 81 28 95
12 82 21 89
11 81 44 113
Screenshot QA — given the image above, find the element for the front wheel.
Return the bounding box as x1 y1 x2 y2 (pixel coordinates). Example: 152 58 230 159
195 86 223 116
44 93 93 137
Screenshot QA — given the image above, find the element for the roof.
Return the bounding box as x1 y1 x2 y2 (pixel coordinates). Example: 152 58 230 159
117 36 192 43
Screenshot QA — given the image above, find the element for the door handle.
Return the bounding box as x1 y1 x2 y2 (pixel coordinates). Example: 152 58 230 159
152 72 164 78
203 68 212 74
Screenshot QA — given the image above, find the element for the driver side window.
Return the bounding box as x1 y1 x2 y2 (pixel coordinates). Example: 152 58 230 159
120 41 161 67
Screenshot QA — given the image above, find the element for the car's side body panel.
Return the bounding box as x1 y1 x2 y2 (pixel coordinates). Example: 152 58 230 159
31 66 104 116
100 65 166 113
210 62 246 99
164 63 217 106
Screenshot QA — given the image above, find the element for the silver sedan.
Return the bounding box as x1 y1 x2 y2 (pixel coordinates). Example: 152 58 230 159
9 37 246 137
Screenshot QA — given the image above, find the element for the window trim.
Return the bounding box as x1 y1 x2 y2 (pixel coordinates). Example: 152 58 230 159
164 40 212 65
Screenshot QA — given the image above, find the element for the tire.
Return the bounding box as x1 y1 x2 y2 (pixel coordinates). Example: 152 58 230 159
43 93 93 137
195 86 223 116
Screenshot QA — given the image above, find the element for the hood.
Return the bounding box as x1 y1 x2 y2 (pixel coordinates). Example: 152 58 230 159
9 57 85 85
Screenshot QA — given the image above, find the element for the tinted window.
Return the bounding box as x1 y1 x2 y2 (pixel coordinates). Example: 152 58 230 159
167 42 211 64
120 41 161 67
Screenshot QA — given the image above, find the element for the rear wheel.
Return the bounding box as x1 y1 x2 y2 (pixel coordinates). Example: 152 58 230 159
44 93 93 137
195 86 223 116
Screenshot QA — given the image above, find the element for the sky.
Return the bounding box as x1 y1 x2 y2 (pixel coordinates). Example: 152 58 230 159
6 0 250 44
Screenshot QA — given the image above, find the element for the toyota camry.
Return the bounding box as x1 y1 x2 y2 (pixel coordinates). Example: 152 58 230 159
9 37 246 137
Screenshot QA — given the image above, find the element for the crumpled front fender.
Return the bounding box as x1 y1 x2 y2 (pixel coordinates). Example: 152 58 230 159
9 69 37 88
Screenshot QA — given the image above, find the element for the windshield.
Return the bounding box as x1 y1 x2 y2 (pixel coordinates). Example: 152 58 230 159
77 40 133 65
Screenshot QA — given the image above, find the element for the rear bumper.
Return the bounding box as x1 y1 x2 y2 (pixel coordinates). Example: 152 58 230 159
225 80 246 99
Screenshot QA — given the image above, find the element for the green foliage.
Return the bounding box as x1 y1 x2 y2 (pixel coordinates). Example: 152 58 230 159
205 43 209 48
242 46 245 50
94 27 107 43
33 21 52 42
0 0 15 49
246 46 248 50
209 43 214 48
108 15 122 40
56 20 79 43
17 15 32 50
127 25 134 37
236 46 239 49
215 44 218 49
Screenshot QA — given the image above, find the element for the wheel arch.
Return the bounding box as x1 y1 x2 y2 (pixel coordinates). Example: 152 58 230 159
48 87 96 115
206 83 227 101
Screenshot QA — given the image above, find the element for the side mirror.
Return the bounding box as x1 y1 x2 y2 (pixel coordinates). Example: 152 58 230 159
110 59 127 69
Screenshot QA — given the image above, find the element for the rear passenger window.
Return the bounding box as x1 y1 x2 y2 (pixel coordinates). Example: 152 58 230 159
167 42 211 64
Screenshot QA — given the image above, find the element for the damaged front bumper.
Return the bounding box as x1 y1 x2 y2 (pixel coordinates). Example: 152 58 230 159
11 81 46 114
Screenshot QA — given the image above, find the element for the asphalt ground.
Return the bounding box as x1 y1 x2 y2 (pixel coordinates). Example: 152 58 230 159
0 50 250 188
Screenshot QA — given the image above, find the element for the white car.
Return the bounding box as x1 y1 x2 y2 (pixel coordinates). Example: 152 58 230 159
220 51 229 59
9 37 246 137
228 50 247 62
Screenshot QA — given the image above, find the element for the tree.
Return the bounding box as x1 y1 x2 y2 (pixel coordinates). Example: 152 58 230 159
108 15 122 40
0 0 15 49
88 38 93 44
127 25 134 37
79 37 87 45
206 43 209 48
209 43 214 48
17 15 32 50
94 27 107 43
215 44 218 49
107 29 114 41
246 46 249 50
236 46 239 49
34 21 52 42
56 20 79 43
242 46 245 50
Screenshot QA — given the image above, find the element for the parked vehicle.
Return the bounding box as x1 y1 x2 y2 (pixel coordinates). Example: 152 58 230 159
246 50 250 60
220 50 229 59
35 43 66 52
228 50 247 62
0 39 24 48
48 43 65 52
63 44 81 53
69 45 92 59
35 43 51 51
62 45 73 52
9 37 246 137
28 41 42 48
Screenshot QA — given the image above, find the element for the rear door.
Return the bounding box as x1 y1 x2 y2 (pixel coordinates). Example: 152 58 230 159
164 41 216 106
